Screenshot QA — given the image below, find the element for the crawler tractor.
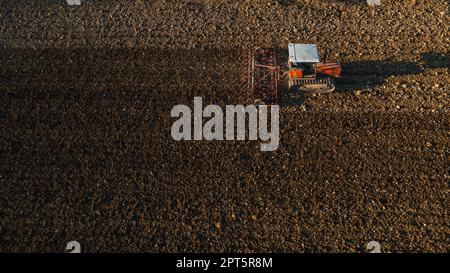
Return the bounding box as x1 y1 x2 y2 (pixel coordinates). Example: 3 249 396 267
246 43 342 105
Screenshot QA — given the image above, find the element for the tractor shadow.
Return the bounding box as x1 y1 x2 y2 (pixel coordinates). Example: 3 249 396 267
322 0 378 6
336 60 423 92
277 0 293 6
278 0 378 7
336 52 449 92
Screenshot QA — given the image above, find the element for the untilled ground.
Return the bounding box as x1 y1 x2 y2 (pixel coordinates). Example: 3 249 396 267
0 0 448 252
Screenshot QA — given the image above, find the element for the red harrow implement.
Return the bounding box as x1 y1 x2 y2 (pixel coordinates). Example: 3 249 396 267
246 48 280 105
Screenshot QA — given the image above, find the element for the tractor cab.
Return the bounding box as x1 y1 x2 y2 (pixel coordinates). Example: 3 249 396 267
288 43 320 78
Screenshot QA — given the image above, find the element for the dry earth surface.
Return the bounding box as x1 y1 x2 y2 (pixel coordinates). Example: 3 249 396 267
0 0 448 252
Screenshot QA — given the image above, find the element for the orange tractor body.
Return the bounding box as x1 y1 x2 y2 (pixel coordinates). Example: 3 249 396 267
316 62 342 78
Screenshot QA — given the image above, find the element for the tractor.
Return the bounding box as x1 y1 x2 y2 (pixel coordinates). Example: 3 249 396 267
246 43 341 105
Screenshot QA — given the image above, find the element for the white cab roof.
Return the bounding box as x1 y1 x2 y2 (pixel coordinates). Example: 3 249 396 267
288 43 320 63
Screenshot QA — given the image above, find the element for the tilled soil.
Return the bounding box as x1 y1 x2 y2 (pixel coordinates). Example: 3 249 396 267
0 0 449 252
